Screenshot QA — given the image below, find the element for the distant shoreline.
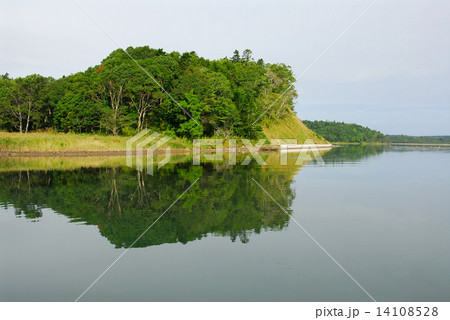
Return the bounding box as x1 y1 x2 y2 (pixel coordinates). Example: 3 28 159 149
388 143 450 146
333 142 450 146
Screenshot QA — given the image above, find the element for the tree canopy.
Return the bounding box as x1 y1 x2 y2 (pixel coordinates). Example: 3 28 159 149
0 47 297 139
303 120 388 143
386 135 450 144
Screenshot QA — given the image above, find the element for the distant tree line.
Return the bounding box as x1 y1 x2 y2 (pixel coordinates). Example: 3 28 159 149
303 120 388 143
386 135 450 144
0 47 297 138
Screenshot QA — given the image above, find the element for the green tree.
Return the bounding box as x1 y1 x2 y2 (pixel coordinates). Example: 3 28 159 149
0 74 50 133
172 66 235 136
242 49 253 64
0 46 299 138
53 72 101 132
303 120 388 143
0 74 15 131
231 50 240 63
176 93 204 138
95 51 135 135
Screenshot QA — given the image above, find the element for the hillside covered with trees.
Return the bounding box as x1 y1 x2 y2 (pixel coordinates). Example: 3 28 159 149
303 120 388 143
0 46 304 139
386 135 450 144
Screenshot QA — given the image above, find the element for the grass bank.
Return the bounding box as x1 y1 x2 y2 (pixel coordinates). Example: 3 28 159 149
0 112 329 153
0 132 192 152
262 110 328 144
0 132 265 153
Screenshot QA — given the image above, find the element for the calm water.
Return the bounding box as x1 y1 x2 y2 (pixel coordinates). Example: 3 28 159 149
0 146 449 301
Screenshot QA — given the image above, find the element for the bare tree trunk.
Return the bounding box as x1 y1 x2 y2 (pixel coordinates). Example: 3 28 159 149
25 101 31 133
25 114 30 133
108 84 123 136
133 93 153 133
137 111 143 132
19 112 23 133
142 110 146 130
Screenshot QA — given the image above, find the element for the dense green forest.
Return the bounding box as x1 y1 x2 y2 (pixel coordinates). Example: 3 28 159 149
386 135 450 144
0 47 297 139
303 120 388 143
302 120 449 144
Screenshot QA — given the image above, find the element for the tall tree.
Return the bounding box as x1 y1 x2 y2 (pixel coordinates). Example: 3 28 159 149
242 49 253 64
0 74 49 133
19 75 50 133
0 75 16 131
95 52 134 135
125 62 163 132
231 50 240 63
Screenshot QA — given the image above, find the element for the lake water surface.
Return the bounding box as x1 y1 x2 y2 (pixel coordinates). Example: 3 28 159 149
1 145 449 301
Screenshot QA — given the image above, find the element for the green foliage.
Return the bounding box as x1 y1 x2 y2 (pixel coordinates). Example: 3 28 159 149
386 135 450 144
53 73 101 132
303 120 388 143
231 50 240 63
0 47 298 138
0 74 52 133
176 93 204 138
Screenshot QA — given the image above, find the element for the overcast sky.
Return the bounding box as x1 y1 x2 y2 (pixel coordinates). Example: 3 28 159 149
1 0 449 135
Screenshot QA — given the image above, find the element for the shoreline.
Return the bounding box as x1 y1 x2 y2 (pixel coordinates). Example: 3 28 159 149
3 143 447 158
0 150 190 158
0 131 331 156
388 142 450 146
0 144 336 158
333 142 450 146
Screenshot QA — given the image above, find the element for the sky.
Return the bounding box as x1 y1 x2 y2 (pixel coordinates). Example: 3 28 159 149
1 0 449 135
